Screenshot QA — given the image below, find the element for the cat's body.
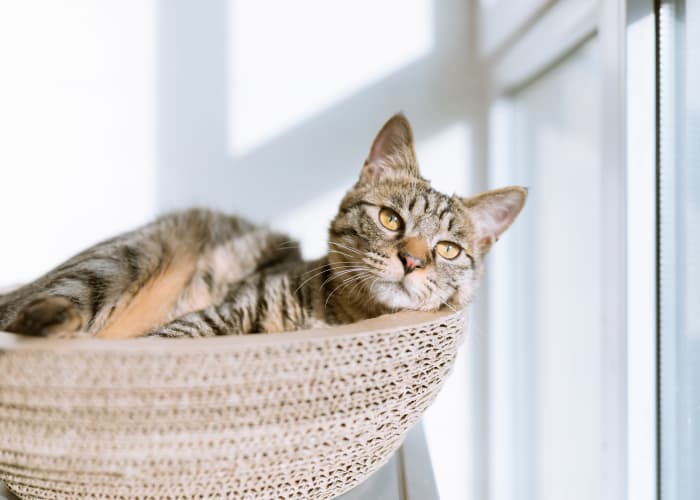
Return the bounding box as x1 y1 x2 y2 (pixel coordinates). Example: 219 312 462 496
0 209 313 338
0 114 527 338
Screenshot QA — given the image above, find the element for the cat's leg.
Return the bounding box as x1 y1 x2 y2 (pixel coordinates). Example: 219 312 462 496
0 209 301 338
148 308 333 337
147 289 329 338
147 273 309 338
146 303 254 338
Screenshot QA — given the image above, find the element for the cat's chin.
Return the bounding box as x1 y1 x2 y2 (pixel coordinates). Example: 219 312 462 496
370 279 429 311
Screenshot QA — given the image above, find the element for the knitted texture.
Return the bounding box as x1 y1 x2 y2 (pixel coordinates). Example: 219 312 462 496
0 310 466 499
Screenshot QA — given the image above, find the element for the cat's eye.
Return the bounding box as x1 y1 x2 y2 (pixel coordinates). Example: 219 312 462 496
378 207 403 231
435 241 461 260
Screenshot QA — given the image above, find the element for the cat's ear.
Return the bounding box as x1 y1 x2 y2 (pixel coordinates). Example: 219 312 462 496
462 186 528 252
359 113 420 185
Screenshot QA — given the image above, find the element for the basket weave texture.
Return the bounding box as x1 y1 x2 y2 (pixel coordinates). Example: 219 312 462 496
0 310 465 499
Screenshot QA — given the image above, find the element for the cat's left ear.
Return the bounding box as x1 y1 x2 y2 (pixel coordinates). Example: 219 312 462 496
359 113 421 185
462 186 528 252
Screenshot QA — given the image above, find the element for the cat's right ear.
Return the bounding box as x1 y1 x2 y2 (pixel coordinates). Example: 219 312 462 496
358 113 421 185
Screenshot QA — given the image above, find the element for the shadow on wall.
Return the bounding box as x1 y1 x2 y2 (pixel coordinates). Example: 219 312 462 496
156 0 480 223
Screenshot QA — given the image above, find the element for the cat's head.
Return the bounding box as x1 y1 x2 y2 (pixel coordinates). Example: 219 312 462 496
328 113 526 312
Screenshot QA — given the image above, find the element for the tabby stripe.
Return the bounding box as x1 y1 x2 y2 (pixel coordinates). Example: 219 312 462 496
330 227 367 241
299 284 309 319
237 307 249 333
176 319 201 335
465 254 475 268
167 324 193 337
390 193 404 209
245 304 258 333
87 287 108 329
202 311 226 336
154 330 179 338
259 250 294 271
292 273 305 312
280 277 290 326
408 197 417 211
253 275 267 333
104 305 117 324
224 281 246 302
202 269 215 291
122 246 142 283
422 194 430 212
222 305 240 330
207 308 229 329
55 255 120 274
329 227 358 238
320 264 332 307
255 244 276 271
231 305 245 330
46 269 95 291
447 217 454 232
83 271 109 319
48 270 104 310
337 201 365 217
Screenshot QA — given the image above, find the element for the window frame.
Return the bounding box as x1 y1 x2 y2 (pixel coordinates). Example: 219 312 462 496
479 1 658 499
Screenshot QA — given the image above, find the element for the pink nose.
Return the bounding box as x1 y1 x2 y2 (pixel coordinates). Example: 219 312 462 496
399 251 425 274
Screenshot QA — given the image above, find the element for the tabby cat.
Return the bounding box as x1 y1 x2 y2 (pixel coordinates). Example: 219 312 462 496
0 114 526 339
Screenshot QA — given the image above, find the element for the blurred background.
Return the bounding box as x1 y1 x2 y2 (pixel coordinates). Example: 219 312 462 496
0 1 697 499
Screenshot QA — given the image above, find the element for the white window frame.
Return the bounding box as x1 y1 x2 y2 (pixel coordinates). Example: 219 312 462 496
478 1 657 500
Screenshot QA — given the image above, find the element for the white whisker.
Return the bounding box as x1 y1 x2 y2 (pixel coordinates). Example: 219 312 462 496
276 240 301 249
328 241 363 256
321 267 370 288
301 261 357 277
294 267 341 294
327 249 358 260
324 272 372 310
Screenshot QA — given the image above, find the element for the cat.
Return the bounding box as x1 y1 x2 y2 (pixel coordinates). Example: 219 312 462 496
0 114 527 339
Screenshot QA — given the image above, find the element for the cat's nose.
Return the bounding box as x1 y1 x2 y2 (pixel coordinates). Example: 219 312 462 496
399 250 425 274
399 237 429 274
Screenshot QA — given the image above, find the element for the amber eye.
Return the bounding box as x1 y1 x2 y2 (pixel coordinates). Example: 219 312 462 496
436 241 461 260
378 207 403 231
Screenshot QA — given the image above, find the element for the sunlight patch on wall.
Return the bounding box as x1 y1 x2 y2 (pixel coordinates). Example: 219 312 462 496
228 0 433 155
417 121 472 196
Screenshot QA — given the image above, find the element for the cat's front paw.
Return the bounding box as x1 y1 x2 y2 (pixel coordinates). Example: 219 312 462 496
6 296 85 337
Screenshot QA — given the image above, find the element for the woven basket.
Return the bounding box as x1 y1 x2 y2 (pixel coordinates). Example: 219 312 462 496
0 310 466 499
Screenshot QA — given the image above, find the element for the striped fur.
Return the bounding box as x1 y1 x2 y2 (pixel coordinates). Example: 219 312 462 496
0 114 527 338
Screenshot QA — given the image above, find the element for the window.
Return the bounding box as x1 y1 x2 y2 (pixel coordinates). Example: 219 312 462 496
480 1 656 499
489 38 603 500
659 1 700 498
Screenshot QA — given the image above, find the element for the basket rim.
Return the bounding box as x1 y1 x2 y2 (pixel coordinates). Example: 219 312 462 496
0 309 465 354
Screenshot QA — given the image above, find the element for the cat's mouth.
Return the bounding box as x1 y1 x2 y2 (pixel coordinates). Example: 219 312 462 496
370 276 425 309
346 261 428 309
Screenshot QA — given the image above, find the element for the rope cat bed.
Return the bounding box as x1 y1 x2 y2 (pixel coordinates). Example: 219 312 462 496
0 309 466 499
